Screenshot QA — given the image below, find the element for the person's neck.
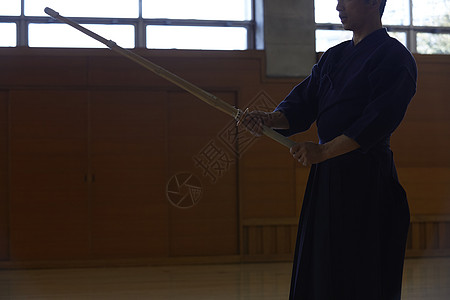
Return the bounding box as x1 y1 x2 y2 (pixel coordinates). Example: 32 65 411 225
352 20 382 45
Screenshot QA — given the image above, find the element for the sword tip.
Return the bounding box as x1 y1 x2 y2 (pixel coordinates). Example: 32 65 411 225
44 7 59 18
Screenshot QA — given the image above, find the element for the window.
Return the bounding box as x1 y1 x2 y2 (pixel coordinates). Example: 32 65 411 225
147 26 248 50
0 0 254 50
0 0 21 16
0 23 17 47
382 0 410 26
413 0 449 26
28 24 135 48
25 0 139 18
315 0 450 54
417 33 450 54
142 0 252 21
315 29 352 52
142 0 252 50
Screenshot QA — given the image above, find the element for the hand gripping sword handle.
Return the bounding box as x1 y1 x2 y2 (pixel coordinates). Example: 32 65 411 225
235 108 295 148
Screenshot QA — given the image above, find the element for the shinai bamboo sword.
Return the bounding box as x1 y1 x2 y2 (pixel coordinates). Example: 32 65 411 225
44 7 296 148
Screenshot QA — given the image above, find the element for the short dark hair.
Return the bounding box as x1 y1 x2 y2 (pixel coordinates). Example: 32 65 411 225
366 0 387 17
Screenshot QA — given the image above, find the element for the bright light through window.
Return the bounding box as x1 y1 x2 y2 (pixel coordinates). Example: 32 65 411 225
147 26 247 50
315 0 410 26
413 0 450 26
2 0 252 49
417 33 450 54
143 0 252 21
25 0 138 18
29 24 135 48
315 29 352 52
0 23 17 47
382 0 410 26
314 0 340 24
387 31 407 47
315 30 408 53
0 0 21 16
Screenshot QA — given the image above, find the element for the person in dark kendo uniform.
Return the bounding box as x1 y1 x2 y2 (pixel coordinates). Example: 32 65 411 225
241 0 417 299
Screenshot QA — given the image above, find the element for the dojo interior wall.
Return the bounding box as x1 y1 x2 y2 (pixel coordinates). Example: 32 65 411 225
0 48 448 268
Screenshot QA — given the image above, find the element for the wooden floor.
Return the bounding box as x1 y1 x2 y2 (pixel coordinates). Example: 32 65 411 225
0 258 449 299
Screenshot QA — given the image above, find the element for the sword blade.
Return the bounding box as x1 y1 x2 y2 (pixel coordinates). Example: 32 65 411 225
45 7 296 149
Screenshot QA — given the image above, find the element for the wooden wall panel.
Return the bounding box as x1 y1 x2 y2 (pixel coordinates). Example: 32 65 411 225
243 216 450 261
242 219 297 261
0 49 448 267
238 90 298 220
397 168 450 214
88 56 169 88
406 215 450 257
391 55 450 216
9 90 90 260
0 91 8 260
90 90 169 258
167 91 239 256
0 54 87 87
86 50 265 89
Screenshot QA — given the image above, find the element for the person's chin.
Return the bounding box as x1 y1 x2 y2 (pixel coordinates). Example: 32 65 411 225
341 22 352 31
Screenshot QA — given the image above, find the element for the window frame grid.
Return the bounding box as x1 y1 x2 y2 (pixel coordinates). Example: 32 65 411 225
0 0 256 49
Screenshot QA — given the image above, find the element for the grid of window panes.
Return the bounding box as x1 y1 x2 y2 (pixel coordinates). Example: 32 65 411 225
315 0 450 54
0 0 253 49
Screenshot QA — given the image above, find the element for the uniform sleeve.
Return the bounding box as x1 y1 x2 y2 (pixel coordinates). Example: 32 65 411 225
273 64 320 137
343 58 417 152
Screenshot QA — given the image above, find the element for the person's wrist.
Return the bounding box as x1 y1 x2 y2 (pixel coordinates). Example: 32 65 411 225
260 112 273 128
319 143 331 161
265 111 280 128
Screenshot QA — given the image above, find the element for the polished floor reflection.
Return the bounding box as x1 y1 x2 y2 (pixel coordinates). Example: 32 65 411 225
402 257 450 299
0 257 449 299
